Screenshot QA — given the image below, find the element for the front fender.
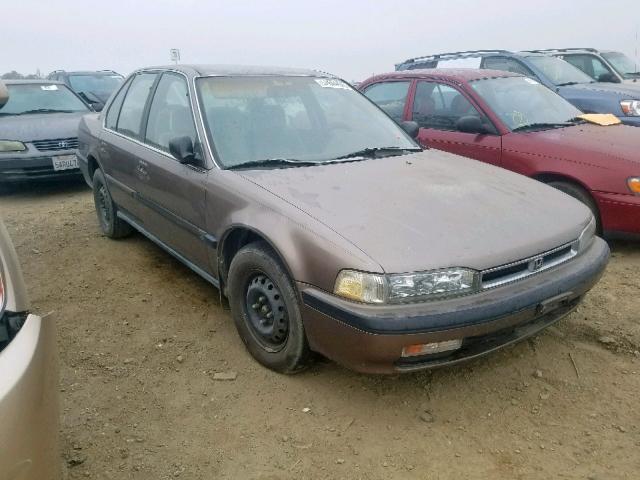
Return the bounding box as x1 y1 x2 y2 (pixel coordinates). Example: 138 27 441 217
206 170 383 293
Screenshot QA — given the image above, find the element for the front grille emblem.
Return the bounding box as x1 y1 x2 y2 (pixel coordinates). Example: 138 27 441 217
58 140 69 149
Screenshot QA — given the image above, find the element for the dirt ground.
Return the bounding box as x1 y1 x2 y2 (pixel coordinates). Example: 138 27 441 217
1 179 639 480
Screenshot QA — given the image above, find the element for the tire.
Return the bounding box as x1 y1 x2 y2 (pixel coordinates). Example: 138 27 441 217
227 241 312 374
92 169 133 239
547 181 602 233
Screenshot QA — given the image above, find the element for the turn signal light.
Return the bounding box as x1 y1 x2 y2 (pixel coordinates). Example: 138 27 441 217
401 339 463 357
627 177 640 195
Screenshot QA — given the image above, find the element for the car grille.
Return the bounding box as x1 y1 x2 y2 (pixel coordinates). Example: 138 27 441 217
481 242 577 289
32 137 79 152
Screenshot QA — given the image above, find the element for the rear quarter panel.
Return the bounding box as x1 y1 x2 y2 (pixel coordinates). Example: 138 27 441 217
77 113 103 184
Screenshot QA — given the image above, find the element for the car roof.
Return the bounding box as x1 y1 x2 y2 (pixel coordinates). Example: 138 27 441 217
61 71 123 76
365 68 522 83
136 64 335 78
2 79 65 85
522 48 601 56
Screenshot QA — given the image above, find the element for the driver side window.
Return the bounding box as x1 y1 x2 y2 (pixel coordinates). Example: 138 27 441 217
363 81 410 123
411 82 485 132
144 73 198 156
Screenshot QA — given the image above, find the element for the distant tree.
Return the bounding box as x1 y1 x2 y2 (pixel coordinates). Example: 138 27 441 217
1 71 24 80
1 71 43 80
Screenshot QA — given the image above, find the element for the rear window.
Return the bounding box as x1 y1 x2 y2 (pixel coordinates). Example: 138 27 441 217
68 74 123 97
0 83 89 116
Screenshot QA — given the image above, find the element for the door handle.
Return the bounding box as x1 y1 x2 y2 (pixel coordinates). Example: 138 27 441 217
135 160 149 180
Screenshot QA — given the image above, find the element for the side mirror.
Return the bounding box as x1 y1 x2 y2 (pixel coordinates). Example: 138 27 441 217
0 81 8 108
79 91 105 112
169 136 195 164
597 72 620 83
455 115 487 134
400 120 420 139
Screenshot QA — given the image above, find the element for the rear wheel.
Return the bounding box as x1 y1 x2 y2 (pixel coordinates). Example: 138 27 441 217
92 169 132 238
227 241 312 374
547 181 602 233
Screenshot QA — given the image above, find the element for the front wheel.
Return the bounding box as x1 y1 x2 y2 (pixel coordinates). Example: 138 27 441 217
92 169 132 239
227 242 312 374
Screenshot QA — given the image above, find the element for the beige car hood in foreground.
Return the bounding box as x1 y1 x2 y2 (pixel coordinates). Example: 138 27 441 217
239 150 592 273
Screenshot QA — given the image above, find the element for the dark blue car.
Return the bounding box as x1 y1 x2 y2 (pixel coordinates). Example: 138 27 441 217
396 50 640 126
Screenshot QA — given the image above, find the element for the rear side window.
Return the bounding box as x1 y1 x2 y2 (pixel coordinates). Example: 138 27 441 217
105 78 131 130
363 81 410 122
116 73 157 139
145 73 197 154
483 57 534 77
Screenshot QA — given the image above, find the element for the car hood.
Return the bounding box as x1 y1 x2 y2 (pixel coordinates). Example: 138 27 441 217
237 151 591 273
559 81 640 98
0 111 86 142
504 123 640 170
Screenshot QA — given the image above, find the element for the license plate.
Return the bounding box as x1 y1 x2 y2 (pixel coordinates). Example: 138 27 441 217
52 154 78 171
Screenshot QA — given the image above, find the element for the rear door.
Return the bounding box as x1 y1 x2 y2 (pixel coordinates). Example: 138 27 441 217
134 72 213 273
101 72 158 220
410 81 502 167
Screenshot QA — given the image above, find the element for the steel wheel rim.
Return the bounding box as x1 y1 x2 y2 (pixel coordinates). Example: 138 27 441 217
244 273 289 352
97 184 111 230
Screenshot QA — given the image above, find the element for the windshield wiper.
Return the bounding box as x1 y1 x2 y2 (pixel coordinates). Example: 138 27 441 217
226 158 320 170
512 122 574 132
333 147 421 161
19 108 76 115
556 81 580 86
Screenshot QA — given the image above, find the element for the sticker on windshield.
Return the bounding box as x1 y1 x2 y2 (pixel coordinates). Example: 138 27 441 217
41 85 59 91
524 78 539 85
315 78 349 89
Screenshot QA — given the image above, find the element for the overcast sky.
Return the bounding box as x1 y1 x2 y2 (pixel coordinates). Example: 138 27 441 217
3 0 639 80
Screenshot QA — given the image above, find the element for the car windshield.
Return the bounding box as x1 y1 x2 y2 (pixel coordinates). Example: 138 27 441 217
601 52 640 78
196 76 418 168
527 55 594 86
0 83 89 116
471 76 583 131
68 74 124 96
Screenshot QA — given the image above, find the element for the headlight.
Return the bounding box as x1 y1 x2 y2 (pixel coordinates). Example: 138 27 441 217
627 177 640 195
0 140 26 152
334 268 479 304
573 216 596 253
387 268 478 303
620 100 640 116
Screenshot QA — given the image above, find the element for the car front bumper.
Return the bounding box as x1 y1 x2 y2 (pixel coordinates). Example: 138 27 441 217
300 237 609 374
0 152 81 184
620 115 640 127
0 313 60 480
594 190 640 237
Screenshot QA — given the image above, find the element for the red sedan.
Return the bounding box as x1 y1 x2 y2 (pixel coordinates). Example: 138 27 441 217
360 69 640 237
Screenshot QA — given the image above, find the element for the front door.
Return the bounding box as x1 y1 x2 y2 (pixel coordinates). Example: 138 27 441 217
411 81 502 167
134 72 213 274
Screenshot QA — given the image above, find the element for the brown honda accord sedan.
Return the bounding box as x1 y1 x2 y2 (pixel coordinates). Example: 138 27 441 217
77 65 609 374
